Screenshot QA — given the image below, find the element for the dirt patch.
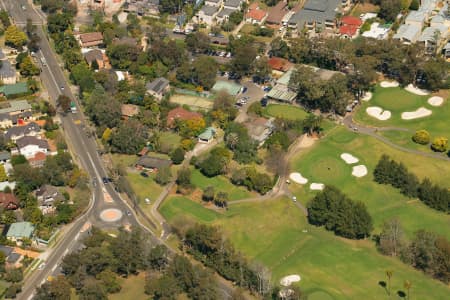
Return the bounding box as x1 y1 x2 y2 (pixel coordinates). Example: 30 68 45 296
13 248 40 258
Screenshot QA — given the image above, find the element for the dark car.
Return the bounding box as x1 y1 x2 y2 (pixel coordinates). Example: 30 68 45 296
140 172 149 178
102 177 108 184
260 97 268 107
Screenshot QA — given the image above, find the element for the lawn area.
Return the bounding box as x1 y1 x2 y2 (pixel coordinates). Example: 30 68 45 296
354 86 449 139
160 132 182 152
110 154 137 168
160 196 221 223
126 172 164 204
109 273 147 300
289 126 450 239
263 104 309 121
190 168 254 201
160 197 450 299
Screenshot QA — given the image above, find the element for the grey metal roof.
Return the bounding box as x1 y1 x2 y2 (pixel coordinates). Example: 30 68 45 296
217 8 235 18
5 122 40 140
0 151 10 161
0 60 16 78
393 24 421 42
405 10 426 24
83 49 103 64
16 136 49 149
146 77 169 94
288 0 340 29
0 100 31 114
224 0 241 8
418 25 447 42
200 5 219 16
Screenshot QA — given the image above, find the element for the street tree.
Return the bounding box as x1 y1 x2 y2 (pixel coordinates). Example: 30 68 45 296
5 25 27 49
57 95 72 113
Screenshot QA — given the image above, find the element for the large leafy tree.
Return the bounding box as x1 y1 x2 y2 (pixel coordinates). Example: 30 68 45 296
109 120 147 154
5 25 27 49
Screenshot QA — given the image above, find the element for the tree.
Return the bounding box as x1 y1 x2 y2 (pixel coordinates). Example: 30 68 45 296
404 280 412 300
155 166 171 185
5 283 21 299
185 32 210 53
5 25 27 49
202 186 215 202
176 167 192 188
214 192 228 208
148 244 169 271
0 164 7 181
110 120 147 154
85 85 121 128
253 57 271 83
5 268 23 282
159 0 183 14
270 37 289 58
192 56 218 89
421 58 447 91
79 278 107 300
96 269 121 294
431 137 448 152
302 114 323 136
170 147 185 165
35 275 72 300
412 130 430 145
230 44 257 76
379 218 404 257
385 270 393 296
19 55 40 77
379 0 402 22
57 95 71 113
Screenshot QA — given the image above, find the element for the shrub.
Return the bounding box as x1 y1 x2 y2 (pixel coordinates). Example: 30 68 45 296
170 147 185 165
412 130 430 145
431 137 448 152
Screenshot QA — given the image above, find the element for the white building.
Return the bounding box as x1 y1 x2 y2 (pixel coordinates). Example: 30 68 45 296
15 136 49 158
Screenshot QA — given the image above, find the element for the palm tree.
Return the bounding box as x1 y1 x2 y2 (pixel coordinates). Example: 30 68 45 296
303 114 323 136
386 270 393 296
404 280 411 300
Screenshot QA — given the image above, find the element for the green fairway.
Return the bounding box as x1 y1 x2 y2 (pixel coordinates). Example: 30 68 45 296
264 104 309 120
160 197 450 299
160 196 221 223
354 86 449 139
190 168 254 201
290 127 450 239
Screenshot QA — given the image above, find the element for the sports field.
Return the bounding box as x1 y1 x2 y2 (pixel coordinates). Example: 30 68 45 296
263 104 309 121
354 86 449 139
170 94 214 110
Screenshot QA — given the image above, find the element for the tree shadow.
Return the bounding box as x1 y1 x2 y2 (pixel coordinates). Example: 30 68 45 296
397 290 406 298
378 281 388 295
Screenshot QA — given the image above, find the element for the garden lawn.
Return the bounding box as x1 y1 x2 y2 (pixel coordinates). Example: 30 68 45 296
354 86 449 139
289 126 450 239
263 104 309 121
160 196 221 223
126 172 164 204
190 168 254 201
109 273 146 300
160 132 181 151
160 197 450 299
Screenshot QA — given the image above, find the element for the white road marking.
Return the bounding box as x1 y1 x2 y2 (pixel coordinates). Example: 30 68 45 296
51 264 57 272
75 232 80 240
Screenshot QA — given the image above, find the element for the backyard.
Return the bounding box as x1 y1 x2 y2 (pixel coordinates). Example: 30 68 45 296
263 104 309 121
170 93 214 110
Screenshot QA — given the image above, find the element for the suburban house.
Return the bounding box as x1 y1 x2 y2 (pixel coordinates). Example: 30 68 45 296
267 69 297 102
0 245 23 268
288 0 340 31
0 82 29 98
393 23 422 44
0 111 32 128
145 77 170 100
5 122 41 142
196 5 221 25
267 57 293 76
0 192 19 210
83 49 110 69
443 42 450 60
224 0 242 10
124 0 160 16
0 100 32 117
198 127 216 144
15 136 49 158
0 49 17 85
28 151 47 168
34 185 61 214
216 8 236 24
244 117 274 146
205 0 223 7
246 2 268 25
167 107 202 127
6 222 35 244
266 1 289 25
361 22 390 40
76 32 104 48
339 16 363 39
121 104 140 119
0 151 10 163
136 155 172 172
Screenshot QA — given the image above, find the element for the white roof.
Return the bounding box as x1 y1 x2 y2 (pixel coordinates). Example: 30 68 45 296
393 24 421 42
362 22 390 40
115 71 125 81
360 13 377 22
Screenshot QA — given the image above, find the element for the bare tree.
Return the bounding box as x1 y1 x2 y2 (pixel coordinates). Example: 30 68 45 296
379 218 405 257
252 262 272 296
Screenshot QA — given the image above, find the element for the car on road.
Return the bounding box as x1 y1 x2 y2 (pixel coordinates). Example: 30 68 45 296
102 177 112 184
260 97 268 107
241 87 248 93
126 210 132 216
60 86 64 90
38 263 45 270
140 172 149 178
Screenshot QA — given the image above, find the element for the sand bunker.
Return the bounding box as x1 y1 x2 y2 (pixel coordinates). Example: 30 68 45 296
280 275 301 287
352 165 368 178
290 173 308 184
361 92 372 102
340 153 359 164
366 107 391 120
427 96 444 107
380 81 399 88
310 183 325 191
405 84 430 96
401 107 432 120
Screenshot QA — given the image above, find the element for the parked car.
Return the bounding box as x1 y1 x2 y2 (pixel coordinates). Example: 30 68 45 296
260 97 268 107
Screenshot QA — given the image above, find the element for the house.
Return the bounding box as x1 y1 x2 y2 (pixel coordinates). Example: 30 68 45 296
0 49 17 85
121 104 140 119
405 10 427 28
6 222 35 243
34 185 61 213
267 57 293 75
167 107 202 127
0 82 29 98
77 32 104 48
267 69 297 102
443 42 450 59
5 122 41 142
212 80 243 96
0 192 19 210
0 100 32 116
83 49 110 69
196 5 221 25
362 22 390 40
418 25 448 54
393 24 422 44
339 16 363 39
198 127 216 143
217 8 236 24
28 151 47 168
15 136 49 158
223 0 242 10
0 151 10 163
288 0 340 31
244 117 274 146
136 155 172 171
205 0 223 7
266 1 288 25
246 3 268 25
0 111 32 128
0 245 22 268
145 77 170 100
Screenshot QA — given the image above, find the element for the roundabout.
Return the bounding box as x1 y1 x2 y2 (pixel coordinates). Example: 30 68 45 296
100 208 123 222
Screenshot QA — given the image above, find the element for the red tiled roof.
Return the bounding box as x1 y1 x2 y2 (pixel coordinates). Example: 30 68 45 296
341 16 363 27
266 1 288 24
268 57 293 72
167 107 202 126
247 8 267 21
0 192 19 210
339 25 359 37
79 32 103 43
28 151 46 163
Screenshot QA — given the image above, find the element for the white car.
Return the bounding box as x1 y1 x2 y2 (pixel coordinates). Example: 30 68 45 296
292 196 297 202
38 263 46 270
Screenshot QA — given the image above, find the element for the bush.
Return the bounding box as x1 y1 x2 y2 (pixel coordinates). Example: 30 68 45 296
412 130 430 145
202 186 215 202
431 137 448 152
155 166 172 185
170 147 185 165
